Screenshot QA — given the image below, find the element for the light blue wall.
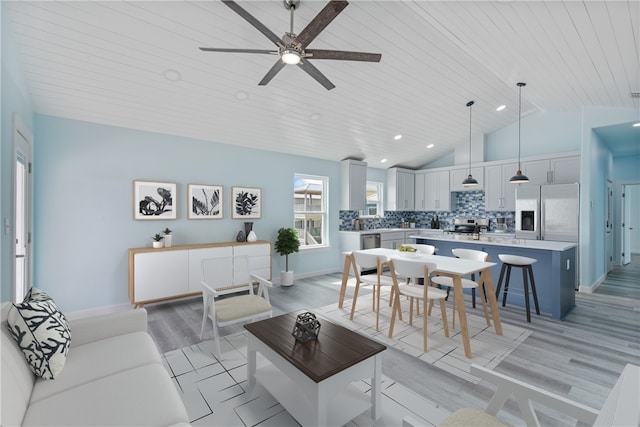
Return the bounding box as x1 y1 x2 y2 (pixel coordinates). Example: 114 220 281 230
33 115 342 312
1 6 34 301
611 154 640 181
485 111 581 161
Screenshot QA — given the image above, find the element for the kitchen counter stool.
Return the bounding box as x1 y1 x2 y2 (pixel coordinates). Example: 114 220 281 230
496 254 540 322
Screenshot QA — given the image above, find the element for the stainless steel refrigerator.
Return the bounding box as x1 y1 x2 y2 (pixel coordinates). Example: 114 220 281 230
515 183 579 242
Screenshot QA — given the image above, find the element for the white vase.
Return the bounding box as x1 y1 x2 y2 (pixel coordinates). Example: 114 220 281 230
281 270 294 287
163 234 172 247
152 241 164 249
246 230 257 242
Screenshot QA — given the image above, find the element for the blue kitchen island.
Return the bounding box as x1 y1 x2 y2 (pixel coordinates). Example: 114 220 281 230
411 232 577 320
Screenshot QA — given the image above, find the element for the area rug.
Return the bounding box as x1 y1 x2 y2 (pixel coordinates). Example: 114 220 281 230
162 335 452 426
314 290 531 384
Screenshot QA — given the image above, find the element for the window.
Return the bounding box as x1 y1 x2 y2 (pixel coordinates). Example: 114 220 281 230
361 181 383 217
294 174 328 248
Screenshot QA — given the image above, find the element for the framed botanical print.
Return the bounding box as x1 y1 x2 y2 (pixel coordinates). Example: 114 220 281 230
133 180 177 220
188 184 223 219
231 186 261 219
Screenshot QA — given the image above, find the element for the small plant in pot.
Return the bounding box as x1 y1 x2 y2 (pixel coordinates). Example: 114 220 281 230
274 227 300 287
152 233 164 249
163 227 172 247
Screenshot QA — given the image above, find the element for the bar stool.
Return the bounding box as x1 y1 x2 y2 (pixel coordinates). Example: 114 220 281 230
495 254 540 322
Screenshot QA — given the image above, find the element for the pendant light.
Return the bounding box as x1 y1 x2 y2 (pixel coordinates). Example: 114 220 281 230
462 100 479 186
509 82 530 184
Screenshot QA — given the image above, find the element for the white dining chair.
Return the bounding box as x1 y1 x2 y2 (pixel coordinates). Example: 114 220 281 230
387 257 449 352
431 248 491 328
200 255 273 359
350 250 396 330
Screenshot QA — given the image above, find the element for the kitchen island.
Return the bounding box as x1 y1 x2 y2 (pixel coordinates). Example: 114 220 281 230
410 232 577 320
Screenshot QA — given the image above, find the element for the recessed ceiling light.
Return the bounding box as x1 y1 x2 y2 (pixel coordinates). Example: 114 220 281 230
426 144 434 149
394 134 402 140
162 69 182 82
235 91 249 100
496 105 506 111
380 159 388 163
633 122 640 127
310 113 321 120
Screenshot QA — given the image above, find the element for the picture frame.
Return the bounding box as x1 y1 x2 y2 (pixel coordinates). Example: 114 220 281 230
188 184 223 219
133 180 177 220
232 186 262 219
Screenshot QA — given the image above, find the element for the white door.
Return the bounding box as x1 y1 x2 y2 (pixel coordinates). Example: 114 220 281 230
606 180 613 272
13 116 33 303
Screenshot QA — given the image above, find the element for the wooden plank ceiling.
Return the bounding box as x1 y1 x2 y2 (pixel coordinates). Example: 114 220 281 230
5 1 639 168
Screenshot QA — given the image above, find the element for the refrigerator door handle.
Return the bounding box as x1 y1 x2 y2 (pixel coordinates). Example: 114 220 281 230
541 200 545 240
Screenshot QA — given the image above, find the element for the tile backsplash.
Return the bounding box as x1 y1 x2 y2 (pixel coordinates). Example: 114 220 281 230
339 191 515 231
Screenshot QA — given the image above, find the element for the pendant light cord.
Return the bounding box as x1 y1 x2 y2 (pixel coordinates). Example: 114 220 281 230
467 100 474 174
517 82 525 169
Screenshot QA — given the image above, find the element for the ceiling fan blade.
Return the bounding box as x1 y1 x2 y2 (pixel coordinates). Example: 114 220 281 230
222 0 283 47
293 0 348 49
258 60 287 86
297 60 336 90
304 49 381 62
199 47 277 55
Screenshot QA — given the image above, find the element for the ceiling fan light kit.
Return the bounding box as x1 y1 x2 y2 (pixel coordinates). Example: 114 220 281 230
199 0 381 90
510 82 530 184
462 100 479 187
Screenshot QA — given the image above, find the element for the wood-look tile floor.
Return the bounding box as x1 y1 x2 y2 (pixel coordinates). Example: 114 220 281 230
148 254 640 426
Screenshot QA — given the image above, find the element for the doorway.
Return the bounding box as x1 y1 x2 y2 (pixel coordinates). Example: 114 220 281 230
621 183 640 265
13 115 33 303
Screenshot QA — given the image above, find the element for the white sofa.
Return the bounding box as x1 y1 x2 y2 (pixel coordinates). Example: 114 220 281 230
1 303 190 426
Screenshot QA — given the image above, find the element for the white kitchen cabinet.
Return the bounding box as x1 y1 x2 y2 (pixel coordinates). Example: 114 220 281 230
425 170 450 211
340 159 367 210
551 156 580 184
450 166 484 191
414 171 427 211
485 162 518 211
387 168 415 211
521 155 580 185
129 241 271 307
380 231 405 250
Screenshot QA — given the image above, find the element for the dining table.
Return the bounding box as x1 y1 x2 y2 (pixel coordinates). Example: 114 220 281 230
338 248 503 358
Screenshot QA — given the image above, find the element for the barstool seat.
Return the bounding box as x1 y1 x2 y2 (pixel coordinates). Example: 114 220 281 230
496 254 540 322
498 254 537 266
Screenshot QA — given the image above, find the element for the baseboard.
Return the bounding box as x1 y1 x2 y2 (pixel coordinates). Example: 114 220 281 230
65 302 132 320
277 268 341 285
578 273 606 294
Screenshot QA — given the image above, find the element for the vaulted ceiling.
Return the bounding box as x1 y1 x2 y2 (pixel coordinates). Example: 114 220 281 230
5 1 639 168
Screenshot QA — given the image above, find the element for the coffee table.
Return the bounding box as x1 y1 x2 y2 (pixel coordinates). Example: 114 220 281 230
244 310 386 426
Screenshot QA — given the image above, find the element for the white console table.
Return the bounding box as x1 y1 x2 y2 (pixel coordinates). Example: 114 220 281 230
128 241 271 308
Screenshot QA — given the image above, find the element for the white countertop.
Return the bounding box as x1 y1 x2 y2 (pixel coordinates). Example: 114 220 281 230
339 228 432 234
409 233 576 251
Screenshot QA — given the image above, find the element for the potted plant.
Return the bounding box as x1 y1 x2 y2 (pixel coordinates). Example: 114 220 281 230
152 233 164 249
163 227 172 247
274 227 300 287
409 218 416 228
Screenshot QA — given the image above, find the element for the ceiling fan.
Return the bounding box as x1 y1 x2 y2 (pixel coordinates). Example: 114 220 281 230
199 0 382 90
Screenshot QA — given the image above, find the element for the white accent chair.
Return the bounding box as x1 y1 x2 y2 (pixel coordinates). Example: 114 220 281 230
387 257 449 352
431 248 491 328
402 363 640 427
350 250 396 330
200 256 272 359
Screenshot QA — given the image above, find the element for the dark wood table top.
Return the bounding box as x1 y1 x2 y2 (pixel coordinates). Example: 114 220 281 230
244 310 386 383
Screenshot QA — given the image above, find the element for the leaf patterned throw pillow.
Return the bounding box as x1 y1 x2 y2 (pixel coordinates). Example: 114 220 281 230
7 289 71 379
